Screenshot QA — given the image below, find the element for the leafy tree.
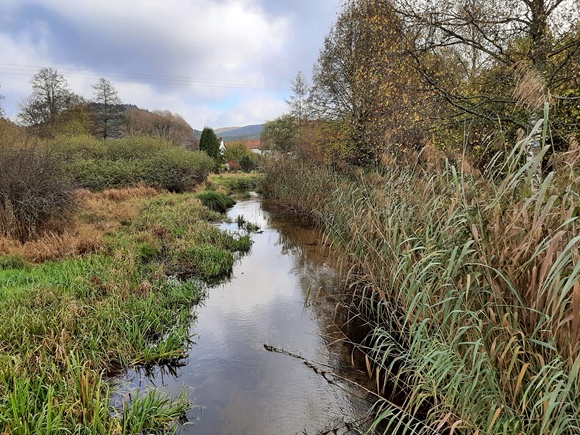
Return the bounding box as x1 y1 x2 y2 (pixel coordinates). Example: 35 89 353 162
224 141 252 161
18 68 74 128
260 115 298 154
91 78 122 139
309 0 430 164
199 127 220 161
55 101 93 137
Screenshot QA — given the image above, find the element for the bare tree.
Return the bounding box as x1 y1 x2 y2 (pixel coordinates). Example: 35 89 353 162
0 85 5 118
92 78 122 139
18 68 73 127
124 107 198 149
152 110 198 148
287 71 309 124
390 0 580 133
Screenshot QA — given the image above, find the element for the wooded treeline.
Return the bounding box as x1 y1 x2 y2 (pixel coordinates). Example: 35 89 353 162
0 68 199 149
265 0 579 170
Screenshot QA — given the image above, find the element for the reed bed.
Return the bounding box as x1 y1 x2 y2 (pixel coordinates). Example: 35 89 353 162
261 130 580 433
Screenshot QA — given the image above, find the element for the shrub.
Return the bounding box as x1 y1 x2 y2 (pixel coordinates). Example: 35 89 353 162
239 155 255 172
141 148 215 192
53 136 215 192
0 147 76 241
208 173 263 193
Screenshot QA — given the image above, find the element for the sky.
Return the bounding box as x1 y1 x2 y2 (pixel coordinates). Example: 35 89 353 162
0 0 342 129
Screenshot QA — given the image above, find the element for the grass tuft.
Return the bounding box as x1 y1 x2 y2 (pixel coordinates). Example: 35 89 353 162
195 191 236 213
0 188 251 433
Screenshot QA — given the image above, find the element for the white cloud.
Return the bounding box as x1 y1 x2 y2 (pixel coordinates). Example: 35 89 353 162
0 0 341 126
214 94 287 127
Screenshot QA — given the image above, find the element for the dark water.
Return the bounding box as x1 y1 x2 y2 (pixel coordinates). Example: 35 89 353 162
114 195 372 434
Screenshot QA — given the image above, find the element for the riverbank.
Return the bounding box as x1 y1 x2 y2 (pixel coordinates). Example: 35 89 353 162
0 187 251 433
260 151 580 433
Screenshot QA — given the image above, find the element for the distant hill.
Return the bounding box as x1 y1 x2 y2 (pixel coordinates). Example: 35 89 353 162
194 124 263 141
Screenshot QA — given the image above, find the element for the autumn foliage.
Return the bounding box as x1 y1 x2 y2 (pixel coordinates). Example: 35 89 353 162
286 0 579 169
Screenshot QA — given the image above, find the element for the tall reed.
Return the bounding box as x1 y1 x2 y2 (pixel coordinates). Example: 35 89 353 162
261 128 580 433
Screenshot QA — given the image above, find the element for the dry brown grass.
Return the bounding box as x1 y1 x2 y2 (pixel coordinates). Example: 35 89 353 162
0 187 163 263
97 185 161 202
513 64 551 111
549 134 580 180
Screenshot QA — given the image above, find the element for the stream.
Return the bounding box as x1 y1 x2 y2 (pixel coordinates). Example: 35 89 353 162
113 194 372 434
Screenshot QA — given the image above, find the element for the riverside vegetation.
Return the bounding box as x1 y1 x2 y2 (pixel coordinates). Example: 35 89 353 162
0 135 251 433
258 0 579 432
261 124 580 433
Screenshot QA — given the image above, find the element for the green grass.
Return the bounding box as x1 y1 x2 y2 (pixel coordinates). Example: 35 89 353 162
195 191 237 213
0 191 252 433
261 132 580 434
207 172 263 193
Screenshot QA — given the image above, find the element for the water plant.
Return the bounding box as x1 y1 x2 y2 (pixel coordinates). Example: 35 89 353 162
195 191 236 213
235 215 261 233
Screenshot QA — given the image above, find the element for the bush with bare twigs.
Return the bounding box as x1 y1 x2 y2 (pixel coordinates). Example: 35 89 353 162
0 147 76 242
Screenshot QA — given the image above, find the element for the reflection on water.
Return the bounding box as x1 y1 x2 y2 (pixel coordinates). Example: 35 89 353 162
114 195 372 434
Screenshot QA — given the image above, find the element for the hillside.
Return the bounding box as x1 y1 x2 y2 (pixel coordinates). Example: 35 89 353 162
194 124 263 141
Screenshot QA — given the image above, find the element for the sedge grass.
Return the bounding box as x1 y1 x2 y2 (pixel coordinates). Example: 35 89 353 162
261 133 580 433
195 191 236 213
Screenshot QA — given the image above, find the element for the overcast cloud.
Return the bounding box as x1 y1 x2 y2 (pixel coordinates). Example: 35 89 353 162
0 0 341 129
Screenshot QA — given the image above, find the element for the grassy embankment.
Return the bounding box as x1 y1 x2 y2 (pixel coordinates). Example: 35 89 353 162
207 172 263 194
261 127 580 433
0 136 250 433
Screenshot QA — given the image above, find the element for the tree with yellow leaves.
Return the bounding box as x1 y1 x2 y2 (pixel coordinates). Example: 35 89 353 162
309 0 433 165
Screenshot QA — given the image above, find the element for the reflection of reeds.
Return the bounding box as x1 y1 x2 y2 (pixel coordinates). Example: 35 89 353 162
262 137 580 432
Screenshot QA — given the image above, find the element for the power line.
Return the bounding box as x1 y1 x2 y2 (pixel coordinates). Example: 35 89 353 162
0 63 290 91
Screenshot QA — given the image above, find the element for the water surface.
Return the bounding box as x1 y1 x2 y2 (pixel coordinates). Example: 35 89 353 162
115 196 371 434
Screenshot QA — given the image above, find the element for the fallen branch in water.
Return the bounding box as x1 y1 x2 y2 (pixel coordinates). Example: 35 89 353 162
263 343 378 399
263 343 438 434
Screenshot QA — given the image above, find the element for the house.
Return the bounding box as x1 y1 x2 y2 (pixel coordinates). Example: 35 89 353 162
237 139 262 155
